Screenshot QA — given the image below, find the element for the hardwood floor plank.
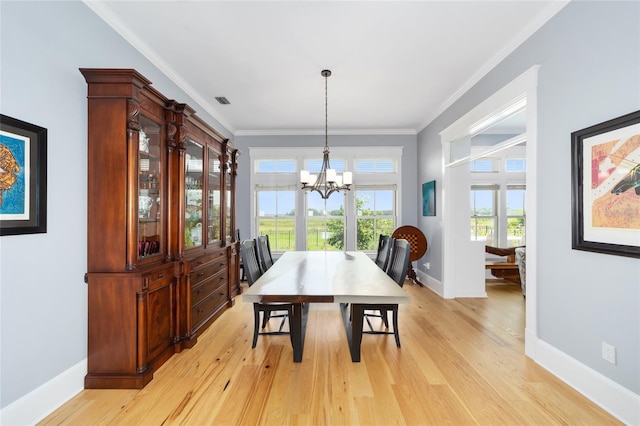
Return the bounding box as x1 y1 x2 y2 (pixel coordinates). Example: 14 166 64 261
233 344 283 425
39 281 622 425
394 383 477 425
355 395 405 425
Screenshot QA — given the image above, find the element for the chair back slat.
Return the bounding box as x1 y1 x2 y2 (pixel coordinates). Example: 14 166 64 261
387 239 411 287
257 235 274 272
241 239 263 286
374 234 392 271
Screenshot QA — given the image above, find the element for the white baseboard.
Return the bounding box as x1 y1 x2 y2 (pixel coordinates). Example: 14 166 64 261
416 270 487 298
414 271 639 424
416 269 445 297
533 338 640 425
0 359 86 426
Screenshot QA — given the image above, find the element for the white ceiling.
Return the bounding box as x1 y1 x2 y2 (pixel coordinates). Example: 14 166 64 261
86 1 567 136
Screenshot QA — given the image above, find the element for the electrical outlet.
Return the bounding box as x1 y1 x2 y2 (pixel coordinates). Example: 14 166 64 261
424 262 430 270
602 342 616 364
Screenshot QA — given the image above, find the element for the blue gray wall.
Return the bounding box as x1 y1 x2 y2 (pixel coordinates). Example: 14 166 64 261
233 134 419 239
417 0 640 393
1 0 637 418
0 1 230 409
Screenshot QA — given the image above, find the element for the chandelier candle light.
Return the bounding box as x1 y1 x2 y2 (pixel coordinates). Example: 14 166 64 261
300 69 352 199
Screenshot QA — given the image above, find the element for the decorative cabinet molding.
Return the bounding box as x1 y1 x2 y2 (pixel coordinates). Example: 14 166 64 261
81 68 240 389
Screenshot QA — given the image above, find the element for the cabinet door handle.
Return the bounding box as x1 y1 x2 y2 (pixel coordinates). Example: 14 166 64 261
198 272 204 278
198 308 204 314
198 288 205 294
158 273 164 278
219 292 225 297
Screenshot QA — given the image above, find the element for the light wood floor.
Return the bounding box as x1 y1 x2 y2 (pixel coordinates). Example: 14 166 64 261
40 279 620 425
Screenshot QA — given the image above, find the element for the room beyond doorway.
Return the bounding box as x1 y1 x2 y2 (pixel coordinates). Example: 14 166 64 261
440 66 538 359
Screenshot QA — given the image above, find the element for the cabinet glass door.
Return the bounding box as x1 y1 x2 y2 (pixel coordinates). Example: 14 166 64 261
185 140 204 248
138 116 162 259
207 148 221 244
225 159 232 242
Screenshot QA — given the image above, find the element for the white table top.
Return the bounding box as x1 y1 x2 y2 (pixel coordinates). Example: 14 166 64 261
243 251 411 305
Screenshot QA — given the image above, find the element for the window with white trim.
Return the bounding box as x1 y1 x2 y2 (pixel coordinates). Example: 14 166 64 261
470 147 526 247
306 190 345 251
470 185 498 245
256 187 296 251
506 185 526 246
249 147 401 253
506 158 526 173
355 187 396 250
470 157 499 173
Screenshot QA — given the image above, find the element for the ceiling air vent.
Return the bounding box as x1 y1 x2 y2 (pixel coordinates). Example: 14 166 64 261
215 96 230 105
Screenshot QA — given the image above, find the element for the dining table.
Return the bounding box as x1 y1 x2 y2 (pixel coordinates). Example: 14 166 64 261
242 250 411 362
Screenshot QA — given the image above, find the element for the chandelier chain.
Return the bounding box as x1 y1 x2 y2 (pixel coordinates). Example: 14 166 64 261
325 72 329 150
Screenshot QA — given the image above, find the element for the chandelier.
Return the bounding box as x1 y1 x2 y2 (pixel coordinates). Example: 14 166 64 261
300 69 352 199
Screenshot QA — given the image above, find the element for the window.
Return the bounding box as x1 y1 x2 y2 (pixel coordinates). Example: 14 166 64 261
469 146 526 247
355 159 395 173
306 158 345 173
470 157 499 173
506 185 526 246
355 188 396 250
470 186 497 245
506 158 526 172
249 147 402 253
256 187 296 251
256 159 296 173
306 191 344 251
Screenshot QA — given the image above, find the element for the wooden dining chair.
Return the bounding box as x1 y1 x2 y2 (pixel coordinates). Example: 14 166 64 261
240 239 293 348
367 234 393 326
374 234 392 271
237 229 246 281
362 238 411 347
256 235 274 273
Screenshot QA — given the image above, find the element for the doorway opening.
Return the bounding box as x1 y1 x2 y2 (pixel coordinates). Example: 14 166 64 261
440 66 539 358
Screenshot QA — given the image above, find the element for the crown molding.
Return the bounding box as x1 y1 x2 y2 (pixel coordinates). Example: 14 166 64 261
82 0 237 134
417 0 570 133
234 128 417 137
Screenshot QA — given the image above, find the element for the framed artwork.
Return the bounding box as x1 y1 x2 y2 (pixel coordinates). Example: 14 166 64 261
0 114 47 236
422 180 436 216
571 110 640 258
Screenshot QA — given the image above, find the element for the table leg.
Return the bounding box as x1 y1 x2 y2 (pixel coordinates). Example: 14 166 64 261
341 303 365 362
290 302 309 362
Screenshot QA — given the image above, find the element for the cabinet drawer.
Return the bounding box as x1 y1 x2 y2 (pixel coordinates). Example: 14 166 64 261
191 271 227 306
145 266 175 291
190 250 226 270
190 262 221 287
191 282 228 329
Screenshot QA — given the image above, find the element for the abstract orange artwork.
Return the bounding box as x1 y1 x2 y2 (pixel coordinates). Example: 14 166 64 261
571 110 640 258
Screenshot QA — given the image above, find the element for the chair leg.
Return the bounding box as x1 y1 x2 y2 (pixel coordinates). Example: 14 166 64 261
252 304 260 348
365 314 375 332
392 308 400 348
262 311 271 328
278 313 287 332
380 310 389 328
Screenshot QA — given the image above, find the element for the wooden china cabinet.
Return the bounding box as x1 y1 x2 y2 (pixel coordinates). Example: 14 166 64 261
81 68 240 389
178 114 242 347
